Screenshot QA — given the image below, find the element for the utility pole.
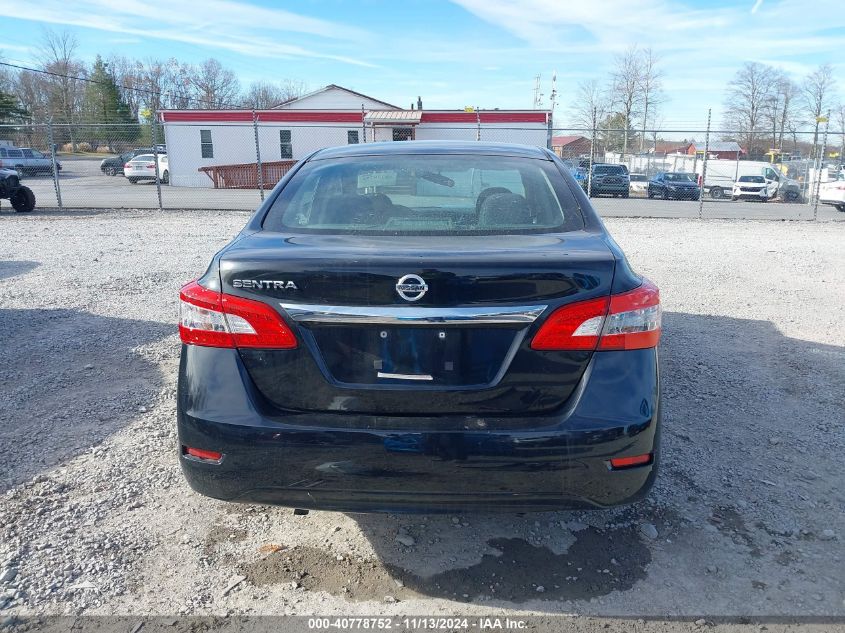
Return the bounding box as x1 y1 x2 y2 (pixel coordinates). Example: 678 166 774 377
532 75 543 110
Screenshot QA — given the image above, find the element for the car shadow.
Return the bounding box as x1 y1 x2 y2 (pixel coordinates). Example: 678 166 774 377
331 311 845 611
0 260 39 281
0 308 173 490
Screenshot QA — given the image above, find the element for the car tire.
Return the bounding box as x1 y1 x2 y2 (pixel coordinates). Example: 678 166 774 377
128 178 138 184
783 190 799 202
647 189 654 199
161 170 169 185
662 189 669 200
10 186 36 212
710 186 723 199
622 191 629 198
761 196 768 203
105 166 117 176
836 203 845 212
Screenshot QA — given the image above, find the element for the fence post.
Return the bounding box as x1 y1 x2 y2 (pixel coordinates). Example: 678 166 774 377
361 105 366 143
813 111 830 221
47 120 63 210
587 107 596 198
252 109 265 202
698 108 711 220
545 110 551 149
477 107 482 142
151 111 164 212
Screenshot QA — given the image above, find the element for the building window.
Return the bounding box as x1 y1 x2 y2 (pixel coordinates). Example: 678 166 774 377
280 130 292 158
392 128 413 141
347 130 359 145
200 129 213 158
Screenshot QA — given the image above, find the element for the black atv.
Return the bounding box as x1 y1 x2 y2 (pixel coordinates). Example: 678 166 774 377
0 168 36 213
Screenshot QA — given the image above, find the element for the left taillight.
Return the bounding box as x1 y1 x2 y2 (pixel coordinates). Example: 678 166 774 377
531 279 661 351
179 280 297 349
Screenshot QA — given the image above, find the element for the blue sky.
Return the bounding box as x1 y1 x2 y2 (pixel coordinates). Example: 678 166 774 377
0 0 842 128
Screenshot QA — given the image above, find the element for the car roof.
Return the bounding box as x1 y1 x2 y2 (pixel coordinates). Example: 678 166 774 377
310 140 550 161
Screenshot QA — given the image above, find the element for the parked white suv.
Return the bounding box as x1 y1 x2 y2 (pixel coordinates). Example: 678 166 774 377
0 146 60 176
732 175 777 201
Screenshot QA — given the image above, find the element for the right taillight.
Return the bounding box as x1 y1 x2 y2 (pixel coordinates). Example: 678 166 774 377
531 279 661 351
179 280 297 349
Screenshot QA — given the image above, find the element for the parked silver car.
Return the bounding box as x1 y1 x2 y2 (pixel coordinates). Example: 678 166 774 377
0 146 60 176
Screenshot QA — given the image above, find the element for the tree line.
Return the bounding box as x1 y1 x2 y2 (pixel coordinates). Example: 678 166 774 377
567 46 841 160
0 30 307 149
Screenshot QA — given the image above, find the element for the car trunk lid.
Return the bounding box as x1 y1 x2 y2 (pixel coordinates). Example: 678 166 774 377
220 231 616 417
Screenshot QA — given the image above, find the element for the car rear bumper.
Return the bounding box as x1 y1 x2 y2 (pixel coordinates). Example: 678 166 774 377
590 184 629 194
176 345 660 513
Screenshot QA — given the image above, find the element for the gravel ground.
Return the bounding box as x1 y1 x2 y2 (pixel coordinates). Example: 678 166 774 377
0 208 843 629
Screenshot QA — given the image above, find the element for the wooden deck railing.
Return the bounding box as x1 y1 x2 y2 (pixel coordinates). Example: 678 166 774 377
198 160 297 189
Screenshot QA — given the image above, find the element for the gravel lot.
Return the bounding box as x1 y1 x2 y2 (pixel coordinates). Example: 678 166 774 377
0 208 843 628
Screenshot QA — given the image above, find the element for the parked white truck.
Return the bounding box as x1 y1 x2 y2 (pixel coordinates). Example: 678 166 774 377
698 160 801 202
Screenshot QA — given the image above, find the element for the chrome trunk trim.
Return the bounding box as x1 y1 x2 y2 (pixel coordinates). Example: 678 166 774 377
279 303 547 325
376 372 434 381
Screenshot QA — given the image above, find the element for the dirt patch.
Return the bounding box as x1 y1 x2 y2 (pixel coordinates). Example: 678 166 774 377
241 545 411 602
204 525 249 554
241 525 650 604
709 505 761 557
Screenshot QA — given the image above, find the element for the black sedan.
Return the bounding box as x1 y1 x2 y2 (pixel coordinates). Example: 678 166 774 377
647 172 701 200
177 141 662 513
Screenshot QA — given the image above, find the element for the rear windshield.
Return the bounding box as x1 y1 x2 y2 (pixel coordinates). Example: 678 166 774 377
739 176 764 183
593 165 626 175
630 174 647 181
132 154 154 161
262 155 583 235
665 173 694 182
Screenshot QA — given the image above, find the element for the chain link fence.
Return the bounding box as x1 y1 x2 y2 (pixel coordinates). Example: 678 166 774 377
2 114 843 221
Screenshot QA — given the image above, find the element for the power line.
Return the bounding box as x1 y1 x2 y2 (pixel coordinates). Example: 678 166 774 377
0 60 245 110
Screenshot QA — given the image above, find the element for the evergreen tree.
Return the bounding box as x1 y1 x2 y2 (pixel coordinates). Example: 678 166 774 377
83 56 139 149
0 89 28 123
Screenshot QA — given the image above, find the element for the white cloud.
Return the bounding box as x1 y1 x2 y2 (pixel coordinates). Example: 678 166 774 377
0 0 377 67
449 0 845 59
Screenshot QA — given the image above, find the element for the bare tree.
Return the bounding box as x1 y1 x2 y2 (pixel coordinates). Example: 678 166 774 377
136 58 169 115
723 62 778 158
14 70 49 123
0 55 13 93
244 80 308 109
567 80 608 129
165 59 194 109
107 55 143 119
188 59 240 108
38 29 86 147
762 72 800 155
637 48 663 153
802 63 836 157
610 45 642 158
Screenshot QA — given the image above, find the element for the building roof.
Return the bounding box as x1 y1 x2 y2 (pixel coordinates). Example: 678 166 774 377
273 84 401 110
692 141 744 153
551 135 589 147
311 140 550 161
364 110 423 124
159 110 550 124
650 141 692 154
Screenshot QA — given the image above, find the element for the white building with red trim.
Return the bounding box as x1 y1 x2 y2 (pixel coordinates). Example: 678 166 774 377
159 85 551 187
